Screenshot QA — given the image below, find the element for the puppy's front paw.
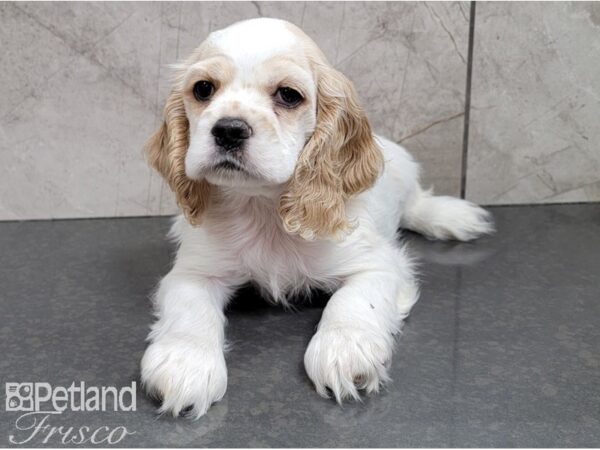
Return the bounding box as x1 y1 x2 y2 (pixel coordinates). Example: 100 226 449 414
141 335 227 419
304 327 393 403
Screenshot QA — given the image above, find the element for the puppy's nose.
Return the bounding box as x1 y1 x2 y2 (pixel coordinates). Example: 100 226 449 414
211 117 252 151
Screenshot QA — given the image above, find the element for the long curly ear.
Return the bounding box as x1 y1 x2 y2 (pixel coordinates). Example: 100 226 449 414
145 89 210 225
279 65 384 240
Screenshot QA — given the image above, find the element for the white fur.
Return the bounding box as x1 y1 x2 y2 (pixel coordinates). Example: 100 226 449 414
141 18 493 419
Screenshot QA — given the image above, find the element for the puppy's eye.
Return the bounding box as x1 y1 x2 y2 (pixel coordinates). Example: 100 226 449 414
275 87 303 108
193 81 215 101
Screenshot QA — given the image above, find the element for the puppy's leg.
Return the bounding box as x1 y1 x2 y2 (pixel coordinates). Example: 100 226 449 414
304 243 418 402
141 270 232 419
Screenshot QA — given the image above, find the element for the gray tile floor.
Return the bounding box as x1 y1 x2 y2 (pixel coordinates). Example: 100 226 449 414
1 204 599 447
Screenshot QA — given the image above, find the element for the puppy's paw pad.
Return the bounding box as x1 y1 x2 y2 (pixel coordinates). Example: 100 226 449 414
141 336 227 419
304 327 393 403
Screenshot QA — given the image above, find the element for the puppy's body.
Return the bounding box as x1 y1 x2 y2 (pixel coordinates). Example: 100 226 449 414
165 138 406 300
141 18 492 418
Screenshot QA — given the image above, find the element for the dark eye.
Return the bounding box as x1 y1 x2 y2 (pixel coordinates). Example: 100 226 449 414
193 81 215 101
275 87 303 108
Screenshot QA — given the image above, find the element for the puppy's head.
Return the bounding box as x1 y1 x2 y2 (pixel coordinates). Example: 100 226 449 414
147 18 383 239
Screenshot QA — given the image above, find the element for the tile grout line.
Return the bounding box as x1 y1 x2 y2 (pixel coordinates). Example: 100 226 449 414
460 1 477 199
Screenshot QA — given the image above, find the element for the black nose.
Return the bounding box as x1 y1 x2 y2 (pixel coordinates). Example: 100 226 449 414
211 117 252 151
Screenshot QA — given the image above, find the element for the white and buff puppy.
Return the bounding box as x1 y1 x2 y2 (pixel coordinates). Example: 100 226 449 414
141 18 493 418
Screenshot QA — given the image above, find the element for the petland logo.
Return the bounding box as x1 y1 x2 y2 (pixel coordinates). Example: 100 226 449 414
5 381 137 445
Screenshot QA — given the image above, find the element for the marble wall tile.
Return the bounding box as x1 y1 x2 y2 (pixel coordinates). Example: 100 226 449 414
1 2 468 220
466 2 600 205
0 2 164 220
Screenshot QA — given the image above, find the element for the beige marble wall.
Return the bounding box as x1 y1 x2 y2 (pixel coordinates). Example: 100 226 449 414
0 1 468 220
466 2 600 205
0 2 164 220
3 2 597 221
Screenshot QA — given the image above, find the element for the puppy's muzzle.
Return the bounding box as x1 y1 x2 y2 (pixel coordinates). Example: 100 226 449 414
211 117 253 152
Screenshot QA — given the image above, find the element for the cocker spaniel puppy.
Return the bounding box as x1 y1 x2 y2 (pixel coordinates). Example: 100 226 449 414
141 18 493 418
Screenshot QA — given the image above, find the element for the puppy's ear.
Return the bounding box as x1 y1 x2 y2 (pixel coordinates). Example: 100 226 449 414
279 65 384 240
145 89 210 225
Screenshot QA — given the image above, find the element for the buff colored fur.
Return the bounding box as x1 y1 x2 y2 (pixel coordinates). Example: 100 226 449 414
146 91 210 225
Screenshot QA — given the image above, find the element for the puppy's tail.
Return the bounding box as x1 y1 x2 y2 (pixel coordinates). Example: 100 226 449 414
401 185 494 242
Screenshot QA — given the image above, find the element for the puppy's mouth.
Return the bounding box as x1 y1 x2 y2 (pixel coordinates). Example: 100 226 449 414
202 155 266 187
211 158 247 174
